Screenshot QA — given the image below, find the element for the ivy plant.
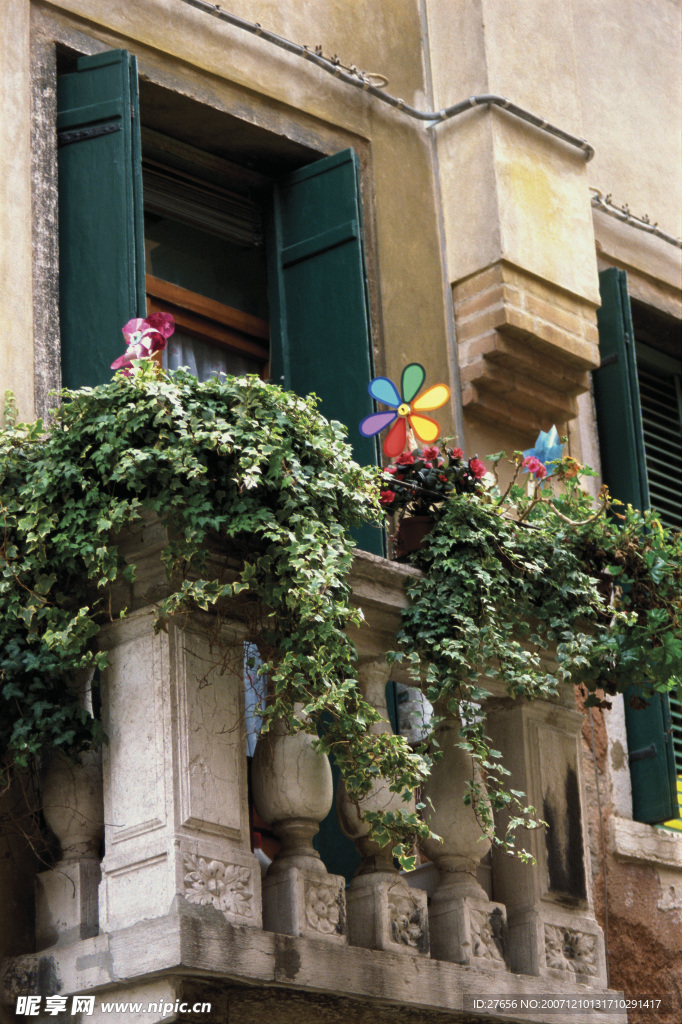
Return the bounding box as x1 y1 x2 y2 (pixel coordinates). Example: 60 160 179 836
0 365 431 862
390 446 682 856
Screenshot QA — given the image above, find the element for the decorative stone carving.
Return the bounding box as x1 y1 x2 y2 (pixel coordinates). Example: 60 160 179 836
252 709 346 942
471 907 506 964
486 696 608 985
544 924 597 976
304 881 344 936
183 854 253 919
36 741 104 949
388 892 428 950
419 703 508 969
337 659 429 956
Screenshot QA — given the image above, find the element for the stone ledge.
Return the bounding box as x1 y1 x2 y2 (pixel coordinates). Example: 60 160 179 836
611 816 682 870
1 903 628 1024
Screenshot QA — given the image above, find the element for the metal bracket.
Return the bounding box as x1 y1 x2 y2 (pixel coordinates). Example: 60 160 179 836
629 743 657 764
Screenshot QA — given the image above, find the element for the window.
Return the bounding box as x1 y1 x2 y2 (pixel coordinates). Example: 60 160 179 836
142 129 271 380
593 267 681 826
56 48 382 556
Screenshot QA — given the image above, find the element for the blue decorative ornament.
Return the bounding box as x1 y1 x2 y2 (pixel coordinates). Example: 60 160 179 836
523 426 564 475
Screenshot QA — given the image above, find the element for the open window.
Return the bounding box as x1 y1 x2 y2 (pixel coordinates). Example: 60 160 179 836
56 51 381 559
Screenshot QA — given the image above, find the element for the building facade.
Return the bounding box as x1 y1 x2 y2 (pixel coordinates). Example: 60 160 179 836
0 1 680 1021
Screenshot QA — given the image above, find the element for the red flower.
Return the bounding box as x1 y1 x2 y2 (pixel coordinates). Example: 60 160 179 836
469 458 486 479
380 489 396 505
396 452 416 466
522 456 547 479
385 465 398 474
421 446 440 460
439 474 448 482
451 447 464 460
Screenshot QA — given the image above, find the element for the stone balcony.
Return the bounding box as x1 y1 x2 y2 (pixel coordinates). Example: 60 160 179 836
1 523 627 1023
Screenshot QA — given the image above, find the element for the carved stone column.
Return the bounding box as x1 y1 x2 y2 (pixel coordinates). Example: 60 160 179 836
36 748 104 948
486 689 608 985
337 659 429 956
420 703 507 969
252 713 346 943
97 610 262 933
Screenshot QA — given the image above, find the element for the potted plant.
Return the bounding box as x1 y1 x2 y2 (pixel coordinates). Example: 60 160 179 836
379 443 487 558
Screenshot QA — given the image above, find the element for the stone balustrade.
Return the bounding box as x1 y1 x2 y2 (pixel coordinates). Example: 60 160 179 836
0 528 623 1023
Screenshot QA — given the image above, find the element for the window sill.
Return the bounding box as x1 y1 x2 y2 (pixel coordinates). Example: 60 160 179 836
612 816 682 869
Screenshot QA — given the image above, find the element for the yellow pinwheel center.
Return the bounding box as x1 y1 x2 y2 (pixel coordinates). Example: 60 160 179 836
397 403 411 417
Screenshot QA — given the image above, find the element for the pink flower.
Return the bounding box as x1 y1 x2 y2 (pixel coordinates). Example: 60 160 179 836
396 452 416 466
380 489 396 505
450 447 464 460
469 457 486 480
421 446 440 461
522 456 547 479
111 313 175 373
385 465 398 475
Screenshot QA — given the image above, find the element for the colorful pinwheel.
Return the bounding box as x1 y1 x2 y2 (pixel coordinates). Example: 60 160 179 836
111 313 175 375
522 425 564 476
359 363 451 458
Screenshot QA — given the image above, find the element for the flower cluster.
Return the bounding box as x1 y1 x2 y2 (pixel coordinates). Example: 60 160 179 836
111 313 175 375
379 444 487 517
522 455 547 480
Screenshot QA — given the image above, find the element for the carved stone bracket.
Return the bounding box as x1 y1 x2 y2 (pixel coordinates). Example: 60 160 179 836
453 260 600 432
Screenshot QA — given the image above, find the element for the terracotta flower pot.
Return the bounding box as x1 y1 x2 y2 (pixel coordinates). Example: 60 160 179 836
394 515 434 559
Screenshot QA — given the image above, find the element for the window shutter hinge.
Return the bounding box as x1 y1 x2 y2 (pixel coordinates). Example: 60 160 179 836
629 742 657 763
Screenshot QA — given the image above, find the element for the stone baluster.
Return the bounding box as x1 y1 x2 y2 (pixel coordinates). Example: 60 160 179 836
251 709 346 943
337 659 429 955
37 683 104 950
420 701 508 969
485 687 608 986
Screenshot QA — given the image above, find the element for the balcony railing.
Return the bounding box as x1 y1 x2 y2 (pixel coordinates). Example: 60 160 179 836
1 522 627 1022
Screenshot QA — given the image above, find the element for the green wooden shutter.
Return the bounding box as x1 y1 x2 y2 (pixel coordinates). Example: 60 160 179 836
58 50 145 389
269 149 383 554
594 268 678 824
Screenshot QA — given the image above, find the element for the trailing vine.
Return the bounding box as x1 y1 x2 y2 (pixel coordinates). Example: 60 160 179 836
390 446 682 857
0 364 430 863
1 366 680 867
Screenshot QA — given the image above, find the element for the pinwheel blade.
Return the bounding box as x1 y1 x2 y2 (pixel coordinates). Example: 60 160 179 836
369 376 401 407
401 363 426 403
359 411 398 437
383 417 408 457
523 425 564 473
409 413 441 444
411 383 450 412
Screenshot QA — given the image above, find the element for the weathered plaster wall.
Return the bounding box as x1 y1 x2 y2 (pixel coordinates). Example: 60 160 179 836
578 692 682 1023
4 0 458 435
0 0 34 423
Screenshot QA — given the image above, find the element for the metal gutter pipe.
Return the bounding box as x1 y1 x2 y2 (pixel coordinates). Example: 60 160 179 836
178 0 595 161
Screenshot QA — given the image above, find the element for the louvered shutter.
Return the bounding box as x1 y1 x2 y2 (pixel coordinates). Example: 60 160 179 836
57 50 145 389
594 268 679 824
269 149 383 555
